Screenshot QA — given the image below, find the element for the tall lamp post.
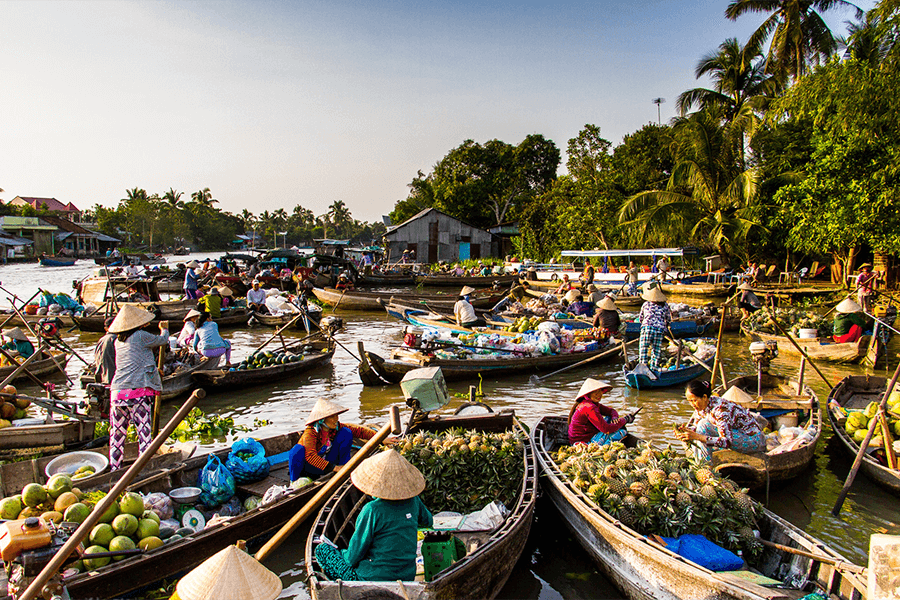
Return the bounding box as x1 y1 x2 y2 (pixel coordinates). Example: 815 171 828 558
279 231 288 248
652 97 665 124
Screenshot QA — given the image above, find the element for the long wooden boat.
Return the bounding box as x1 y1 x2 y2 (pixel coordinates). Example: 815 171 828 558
312 286 504 311
0 350 70 383
250 308 322 332
740 324 874 364
358 340 623 385
75 307 252 333
192 338 334 389
357 271 416 286
659 281 735 298
521 286 645 308
827 375 900 495
305 410 537 600
39 255 77 267
415 273 520 287
711 373 821 489
79 356 213 402
533 416 868 600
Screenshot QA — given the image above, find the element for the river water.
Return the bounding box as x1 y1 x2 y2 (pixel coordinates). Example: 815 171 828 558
1 254 895 599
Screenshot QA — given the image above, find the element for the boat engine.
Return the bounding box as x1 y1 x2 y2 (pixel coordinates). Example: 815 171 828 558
2 519 79 600
749 340 778 372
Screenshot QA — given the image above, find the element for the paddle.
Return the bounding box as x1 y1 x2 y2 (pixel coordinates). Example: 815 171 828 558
529 339 638 384
19 388 206 600
755 538 866 576
331 289 347 312
709 291 740 389
249 312 306 356
762 299 833 390
662 333 714 374
152 330 167 438
255 404 403 561
0 290 40 331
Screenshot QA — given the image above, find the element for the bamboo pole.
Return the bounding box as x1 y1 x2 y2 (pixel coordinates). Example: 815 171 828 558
18 389 206 600
762 299 833 390
0 290 41 330
255 404 403 561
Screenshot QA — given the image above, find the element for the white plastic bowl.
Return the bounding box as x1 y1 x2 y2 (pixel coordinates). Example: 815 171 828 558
44 451 109 480
798 328 819 339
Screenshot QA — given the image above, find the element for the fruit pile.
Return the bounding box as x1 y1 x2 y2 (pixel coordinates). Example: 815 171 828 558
553 441 762 558
0 385 32 429
744 308 833 338
843 398 900 448
231 349 304 371
573 327 611 342
396 428 526 514
503 316 544 333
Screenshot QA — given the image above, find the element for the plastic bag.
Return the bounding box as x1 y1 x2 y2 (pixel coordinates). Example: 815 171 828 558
198 455 235 506
143 492 174 520
261 484 290 506
225 438 270 484
459 501 509 531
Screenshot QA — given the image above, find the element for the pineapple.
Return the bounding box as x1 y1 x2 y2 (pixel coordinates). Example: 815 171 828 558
618 506 636 526
623 494 638 507
737 526 756 541
603 465 617 479
607 478 628 497
588 483 606 497
695 467 714 485
637 496 650 508
676 491 692 506
667 472 683 486
629 480 647 498
734 492 753 514
647 469 666 486
700 484 717 500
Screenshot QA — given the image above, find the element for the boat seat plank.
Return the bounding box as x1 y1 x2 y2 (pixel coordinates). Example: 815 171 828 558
716 571 796 599
729 399 813 410
236 466 291 497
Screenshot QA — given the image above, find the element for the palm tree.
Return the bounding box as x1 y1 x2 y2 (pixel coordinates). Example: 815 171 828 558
191 187 218 207
618 108 763 257
163 188 184 209
725 0 863 81
842 12 891 64
327 200 352 238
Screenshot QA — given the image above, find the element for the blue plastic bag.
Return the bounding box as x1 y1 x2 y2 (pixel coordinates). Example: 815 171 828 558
225 437 270 484
659 534 744 571
198 455 235 506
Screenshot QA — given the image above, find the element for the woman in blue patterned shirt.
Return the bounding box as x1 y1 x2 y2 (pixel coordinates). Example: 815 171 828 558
638 286 671 369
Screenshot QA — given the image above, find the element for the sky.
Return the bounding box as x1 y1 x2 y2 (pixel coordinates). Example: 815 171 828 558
1 0 872 224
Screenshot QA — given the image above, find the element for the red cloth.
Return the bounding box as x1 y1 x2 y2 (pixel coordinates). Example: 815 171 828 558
568 401 624 444
833 324 863 343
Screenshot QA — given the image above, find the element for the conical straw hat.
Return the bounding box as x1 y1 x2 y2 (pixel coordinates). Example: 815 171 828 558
107 304 155 333
596 296 617 311
721 385 755 404
305 397 348 426
577 378 613 399
836 298 862 314
184 309 202 321
350 449 425 500
2 328 28 342
564 289 580 303
460 286 476 296
175 545 282 600
737 282 752 291
641 286 667 302
186 260 200 269
220 286 233 297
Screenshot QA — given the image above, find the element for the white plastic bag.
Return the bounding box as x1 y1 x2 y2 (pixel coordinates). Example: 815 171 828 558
261 484 290 506
459 501 509 531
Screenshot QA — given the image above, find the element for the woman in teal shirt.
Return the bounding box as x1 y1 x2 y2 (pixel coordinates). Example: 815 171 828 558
315 449 433 582
1 328 34 359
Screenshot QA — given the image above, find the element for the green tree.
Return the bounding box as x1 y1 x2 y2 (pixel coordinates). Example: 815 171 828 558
327 200 352 237
611 123 675 196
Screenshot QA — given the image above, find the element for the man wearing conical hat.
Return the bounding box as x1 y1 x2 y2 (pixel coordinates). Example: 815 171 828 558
638 286 671 370
184 260 201 300
855 263 877 313
454 286 484 328
592 296 621 335
314 449 433 583
288 398 378 482
736 282 761 320
1 327 34 359
833 297 867 343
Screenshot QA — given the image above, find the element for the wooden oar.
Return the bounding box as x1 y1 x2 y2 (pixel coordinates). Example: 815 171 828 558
529 339 638 384
255 404 402 561
708 291 739 389
19 388 206 600
332 289 347 312
151 336 167 438
832 358 900 515
762 299 833 390
756 538 866 575
0 290 41 330
250 313 305 356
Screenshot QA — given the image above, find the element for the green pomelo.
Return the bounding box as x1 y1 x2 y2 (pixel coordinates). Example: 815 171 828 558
138 536 164 551
46 474 73 499
0 497 22 520
137 518 159 540
64 503 90 524
108 535 136 561
18 507 40 519
118 492 144 517
83 545 111 570
141 510 160 524
54 491 79 513
90 523 115 547
112 514 139 537
95 501 119 524
22 483 47 508
854 429 868 444
40 511 62 525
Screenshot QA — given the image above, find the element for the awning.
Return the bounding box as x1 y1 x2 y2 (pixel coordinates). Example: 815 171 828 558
561 248 698 258
93 232 121 243
0 235 34 246
56 232 74 241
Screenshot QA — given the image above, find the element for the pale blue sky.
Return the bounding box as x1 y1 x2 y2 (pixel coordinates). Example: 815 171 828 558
1 0 871 223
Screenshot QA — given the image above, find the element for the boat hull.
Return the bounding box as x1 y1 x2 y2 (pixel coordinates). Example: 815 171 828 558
740 325 872 364
192 341 334 389
623 359 711 389
414 274 520 287
39 257 77 267
313 287 503 311
0 351 70 383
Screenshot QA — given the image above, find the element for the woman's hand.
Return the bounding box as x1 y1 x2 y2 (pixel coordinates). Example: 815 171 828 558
673 425 704 443
159 320 169 331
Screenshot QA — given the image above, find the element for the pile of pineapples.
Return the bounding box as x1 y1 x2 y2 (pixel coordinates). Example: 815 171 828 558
554 441 762 558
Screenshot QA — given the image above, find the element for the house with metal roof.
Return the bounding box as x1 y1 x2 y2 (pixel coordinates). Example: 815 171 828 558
8 196 81 221
383 207 497 264
0 217 58 255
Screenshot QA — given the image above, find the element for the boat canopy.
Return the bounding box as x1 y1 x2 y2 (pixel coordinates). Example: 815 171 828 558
560 248 699 258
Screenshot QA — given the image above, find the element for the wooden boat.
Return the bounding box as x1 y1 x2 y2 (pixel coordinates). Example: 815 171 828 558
358 340 623 385
415 273 520 287
23 434 336 599
357 271 416 286
75 307 252 333
521 286 644 308
711 373 821 489
313 286 504 311
0 415 95 452
305 410 537 600
624 318 713 340
250 307 322 331
533 416 867 600
0 311 76 328
659 281 735 298
0 350 70 383
192 337 334 389
79 355 213 402
39 255 77 267
827 375 900 495
740 325 874 364
623 340 715 389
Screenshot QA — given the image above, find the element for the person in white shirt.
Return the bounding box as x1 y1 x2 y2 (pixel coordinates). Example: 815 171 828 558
454 286 484 327
246 280 267 312
125 263 143 278
656 257 670 281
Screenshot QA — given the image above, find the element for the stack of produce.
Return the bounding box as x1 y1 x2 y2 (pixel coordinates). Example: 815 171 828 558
658 339 716 370
553 441 762 558
842 399 900 448
744 308 833 338
503 315 544 333
231 349 304 371
161 348 206 376
0 385 31 428
396 428 525 514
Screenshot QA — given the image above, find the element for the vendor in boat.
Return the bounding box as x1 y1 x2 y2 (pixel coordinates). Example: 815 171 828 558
524 266 539 281
625 261 640 296
580 259 595 287
737 282 762 320
191 311 231 367
314 448 432 583
335 272 355 291
247 280 267 312
1 328 35 360
289 398 378 481
833 298 868 343
567 294 595 318
108 306 169 470
638 286 671 370
592 296 621 335
454 286 485 327
176 309 202 348
184 260 201 300
197 286 223 318
554 274 574 295
92 317 117 384
674 379 766 462
856 263 877 313
586 284 603 304
656 256 670 281
567 378 635 445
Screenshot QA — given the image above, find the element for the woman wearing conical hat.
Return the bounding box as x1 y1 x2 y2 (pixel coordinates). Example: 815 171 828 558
638 286 671 370
288 398 377 482
314 449 433 582
1 327 35 359
736 282 761 320
183 260 201 300
592 296 621 335
568 378 635 446
856 263 877 313
833 298 867 343
454 286 484 328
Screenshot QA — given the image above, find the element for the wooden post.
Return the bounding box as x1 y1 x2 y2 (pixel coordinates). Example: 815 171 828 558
796 357 807 395
879 409 897 470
